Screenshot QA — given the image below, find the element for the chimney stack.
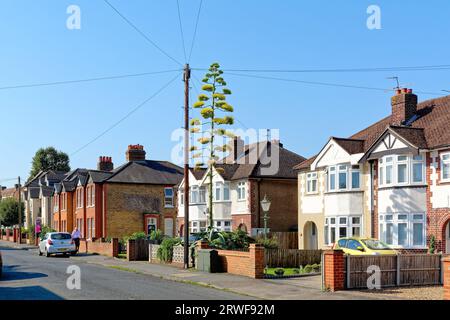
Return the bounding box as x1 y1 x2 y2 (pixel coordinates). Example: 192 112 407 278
126 144 146 162
97 156 114 171
229 136 245 162
391 88 418 125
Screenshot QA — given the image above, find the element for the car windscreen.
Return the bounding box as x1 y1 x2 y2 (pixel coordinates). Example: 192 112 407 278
51 233 72 240
362 239 391 250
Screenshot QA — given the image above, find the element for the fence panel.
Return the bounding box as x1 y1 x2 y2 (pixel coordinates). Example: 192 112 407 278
269 232 298 249
345 254 442 289
265 249 322 268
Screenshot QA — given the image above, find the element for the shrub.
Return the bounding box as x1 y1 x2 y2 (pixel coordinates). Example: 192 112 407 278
303 265 313 273
256 236 279 249
274 268 285 276
311 264 321 272
149 229 164 244
429 235 436 254
209 229 255 250
129 232 147 240
157 237 182 263
293 268 301 274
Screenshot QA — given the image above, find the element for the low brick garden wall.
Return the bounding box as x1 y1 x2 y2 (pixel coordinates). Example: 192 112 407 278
79 238 119 257
196 241 265 279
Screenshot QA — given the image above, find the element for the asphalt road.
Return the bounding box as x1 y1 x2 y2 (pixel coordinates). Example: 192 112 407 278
0 246 250 300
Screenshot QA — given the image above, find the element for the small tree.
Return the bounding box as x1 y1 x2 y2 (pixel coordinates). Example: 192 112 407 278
190 62 235 232
0 198 25 226
29 147 70 181
429 234 436 254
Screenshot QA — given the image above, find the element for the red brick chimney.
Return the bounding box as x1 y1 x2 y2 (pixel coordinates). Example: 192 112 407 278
391 88 418 125
97 156 114 171
126 144 146 162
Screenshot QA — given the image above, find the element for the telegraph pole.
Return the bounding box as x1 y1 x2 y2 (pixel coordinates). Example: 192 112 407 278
17 176 22 244
183 64 191 269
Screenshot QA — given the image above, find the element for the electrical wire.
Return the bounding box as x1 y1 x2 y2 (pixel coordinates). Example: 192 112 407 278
71 72 182 156
176 0 187 63
226 72 446 96
103 0 182 67
0 69 181 91
188 0 203 63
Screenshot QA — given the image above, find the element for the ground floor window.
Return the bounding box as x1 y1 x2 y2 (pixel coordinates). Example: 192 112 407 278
324 215 362 246
379 213 425 248
214 220 232 232
76 218 84 238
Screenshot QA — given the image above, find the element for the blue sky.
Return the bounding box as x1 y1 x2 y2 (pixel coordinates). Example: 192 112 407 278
0 0 449 186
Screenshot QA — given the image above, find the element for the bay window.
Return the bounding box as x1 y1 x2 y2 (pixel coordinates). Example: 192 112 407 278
378 154 425 187
306 172 318 194
441 153 450 181
324 215 362 245
379 213 425 248
213 182 231 202
190 186 199 203
199 187 206 203
327 165 360 192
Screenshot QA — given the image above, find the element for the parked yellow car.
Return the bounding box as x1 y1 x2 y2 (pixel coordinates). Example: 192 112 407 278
334 237 397 255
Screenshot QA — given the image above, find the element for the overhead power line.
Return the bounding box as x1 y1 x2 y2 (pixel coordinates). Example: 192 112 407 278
192 64 450 74
188 0 203 63
176 0 187 62
103 0 182 67
226 72 445 96
71 72 182 156
0 69 181 91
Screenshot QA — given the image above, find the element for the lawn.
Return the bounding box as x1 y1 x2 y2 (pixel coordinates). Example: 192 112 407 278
265 268 301 276
264 265 321 276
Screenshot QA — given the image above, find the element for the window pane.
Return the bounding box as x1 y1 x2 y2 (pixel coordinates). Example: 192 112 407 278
398 155 407 161
352 217 361 225
413 163 423 182
398 214 407 220
386 165 393 184
413 155 423 161
379 167 384 185
330 218 336 224
223 184 230 200
413 214 424 220
386 223 393 244
398 223 408 246
442 154 450 161
413 223 424 246
330 174 336 190
352 171 360 189
339 227 347 238
398 164 407 183
443 163 450 180
339 217 347 225
352 227 360 237
312 180 317 192
330 227 336 244
385 215 393 221
324 226 329 244
339 172 347 189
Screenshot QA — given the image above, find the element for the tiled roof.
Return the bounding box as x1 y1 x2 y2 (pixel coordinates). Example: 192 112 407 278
332 138 365 155
294 94 450 171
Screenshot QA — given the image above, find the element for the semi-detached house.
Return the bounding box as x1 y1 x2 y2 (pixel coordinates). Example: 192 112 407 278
295 88 450 254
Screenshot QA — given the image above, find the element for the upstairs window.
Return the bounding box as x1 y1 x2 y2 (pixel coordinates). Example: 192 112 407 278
327 165 360 192
180 189 184 206
164 187 174 207
214 182 231 202
379 154 425 187
306 172 318 194
190 186 199 204
237 182 246 200
199 187 206 203
338 166 347 189
441 153 450 181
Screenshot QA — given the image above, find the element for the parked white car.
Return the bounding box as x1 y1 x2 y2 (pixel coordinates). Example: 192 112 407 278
39 232 76 257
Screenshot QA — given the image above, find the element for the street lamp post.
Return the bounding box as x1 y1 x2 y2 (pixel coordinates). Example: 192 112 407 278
260 195 271 240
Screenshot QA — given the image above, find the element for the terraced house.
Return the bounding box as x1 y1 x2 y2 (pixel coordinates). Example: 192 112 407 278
53 145 183 239
177 139 305 236
296 89 450 254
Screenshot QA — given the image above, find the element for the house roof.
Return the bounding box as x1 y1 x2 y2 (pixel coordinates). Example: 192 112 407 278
332 137 365 155
1 187 19 198
40 185 54 197
103 160 183 185
294 94 450 171
28 187 41 199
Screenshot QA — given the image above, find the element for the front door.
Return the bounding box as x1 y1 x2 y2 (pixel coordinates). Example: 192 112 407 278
446 222 450 254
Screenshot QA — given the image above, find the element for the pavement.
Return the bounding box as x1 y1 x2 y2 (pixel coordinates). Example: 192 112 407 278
0 240 404 300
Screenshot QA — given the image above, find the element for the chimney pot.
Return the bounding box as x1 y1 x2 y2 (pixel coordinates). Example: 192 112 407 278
97 156 114 171
126 144 146 162
391 88 418 125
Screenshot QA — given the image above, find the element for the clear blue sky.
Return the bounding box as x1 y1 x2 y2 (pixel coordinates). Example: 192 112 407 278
1 0 449 186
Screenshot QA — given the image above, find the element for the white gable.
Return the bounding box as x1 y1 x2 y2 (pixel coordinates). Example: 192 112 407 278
312 140 352 169
372 132 408 153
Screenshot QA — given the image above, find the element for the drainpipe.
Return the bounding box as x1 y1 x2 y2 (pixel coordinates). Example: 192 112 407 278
369 160 375 238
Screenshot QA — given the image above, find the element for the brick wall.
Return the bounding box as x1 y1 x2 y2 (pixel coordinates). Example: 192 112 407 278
197 243 265 279
105 183 177 238
79 238 119 257
444 257 450 300
323 250 345 292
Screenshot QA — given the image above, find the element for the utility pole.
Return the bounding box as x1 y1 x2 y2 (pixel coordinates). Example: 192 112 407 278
17 176 21 244
183 63 191 269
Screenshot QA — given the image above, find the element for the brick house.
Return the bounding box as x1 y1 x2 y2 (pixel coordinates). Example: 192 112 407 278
295 89 450 254
177 139 305 236
53 145 183 239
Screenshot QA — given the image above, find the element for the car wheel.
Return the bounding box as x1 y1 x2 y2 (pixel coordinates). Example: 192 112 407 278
45 249 51 258
38 248 43 256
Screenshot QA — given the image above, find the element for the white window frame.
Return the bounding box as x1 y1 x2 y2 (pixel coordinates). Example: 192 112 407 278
378 213 426 248
378 154 426 187
306 172 318 194
237 182 246 201
324 215 363 246
327 165 361 192
164 187 174 208
441 153 450 182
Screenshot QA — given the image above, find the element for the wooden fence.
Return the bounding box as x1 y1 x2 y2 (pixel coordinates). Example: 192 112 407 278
127 239 151 261
345 254 443 289
265 249 322 268
269 232 298 249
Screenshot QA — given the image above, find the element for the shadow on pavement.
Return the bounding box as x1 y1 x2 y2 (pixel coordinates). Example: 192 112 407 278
0 286 64 300
1 265 48 282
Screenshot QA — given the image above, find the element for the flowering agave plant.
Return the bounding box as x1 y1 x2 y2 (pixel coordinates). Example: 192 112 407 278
190 62 235 231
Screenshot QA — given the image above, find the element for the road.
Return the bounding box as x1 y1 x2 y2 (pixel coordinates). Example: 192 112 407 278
0 245 250 300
